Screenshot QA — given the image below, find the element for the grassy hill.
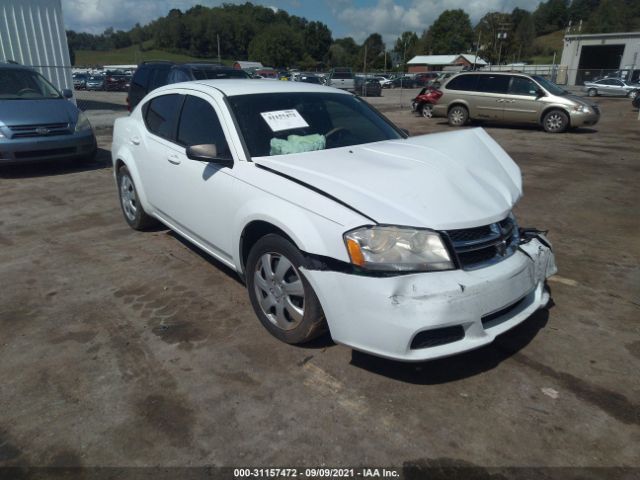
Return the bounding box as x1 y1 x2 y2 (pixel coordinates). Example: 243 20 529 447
529 30 565 64
74 44 231 67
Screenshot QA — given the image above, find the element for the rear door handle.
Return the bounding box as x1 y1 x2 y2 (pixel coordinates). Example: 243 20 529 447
497 99 504 103
167 154 181 165
130 136 140 145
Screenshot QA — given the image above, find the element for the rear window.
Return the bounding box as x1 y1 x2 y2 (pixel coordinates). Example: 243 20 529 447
445 74 478 91
191 69 249 80
332 71 353 80
144 94 183 141
132 66 151 88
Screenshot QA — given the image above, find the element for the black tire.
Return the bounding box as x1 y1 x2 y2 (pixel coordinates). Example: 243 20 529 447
448 105 468 126
587 88 597 97
246 234 327 344
627 90 638 99
542 109 569 133
116 165 158 230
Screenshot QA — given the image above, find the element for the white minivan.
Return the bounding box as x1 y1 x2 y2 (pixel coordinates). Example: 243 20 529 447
111 80 556 362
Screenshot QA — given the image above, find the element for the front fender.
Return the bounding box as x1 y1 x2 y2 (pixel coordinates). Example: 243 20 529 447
231 195 352 275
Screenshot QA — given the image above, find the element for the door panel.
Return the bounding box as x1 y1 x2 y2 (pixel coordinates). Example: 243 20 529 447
503 76 544 124
473 75 510 120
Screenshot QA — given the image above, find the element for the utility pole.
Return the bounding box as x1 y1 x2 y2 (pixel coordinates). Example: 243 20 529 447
217 34 221 65
363 44 367 96
474 31 481 70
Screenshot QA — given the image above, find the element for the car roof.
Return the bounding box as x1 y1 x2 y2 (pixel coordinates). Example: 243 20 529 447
0 62 34 71
155 79 351 97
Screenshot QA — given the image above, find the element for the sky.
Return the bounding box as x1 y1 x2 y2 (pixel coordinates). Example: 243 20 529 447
61 0 545 45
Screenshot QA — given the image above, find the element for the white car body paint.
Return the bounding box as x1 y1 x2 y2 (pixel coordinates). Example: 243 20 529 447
112 79 556 362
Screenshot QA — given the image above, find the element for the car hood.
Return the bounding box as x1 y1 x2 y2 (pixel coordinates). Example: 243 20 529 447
0 98 78 127
565 93 598 109
254 128 522 230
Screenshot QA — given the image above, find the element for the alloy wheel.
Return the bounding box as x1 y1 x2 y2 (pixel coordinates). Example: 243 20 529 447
119 175 137 222
545 113 564 132
253 252 305 331
422 105 433 118
450 108 465 125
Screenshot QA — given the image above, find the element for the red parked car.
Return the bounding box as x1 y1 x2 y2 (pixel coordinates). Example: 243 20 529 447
411 87 443 118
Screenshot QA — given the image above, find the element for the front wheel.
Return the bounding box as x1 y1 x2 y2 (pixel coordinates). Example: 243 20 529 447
246 234 327 344
587 88 597 97
448 105 468 126
542 109 569 133
628 90 638 99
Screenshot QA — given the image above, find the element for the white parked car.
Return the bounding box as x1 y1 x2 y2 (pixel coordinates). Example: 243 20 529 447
111 80 557 361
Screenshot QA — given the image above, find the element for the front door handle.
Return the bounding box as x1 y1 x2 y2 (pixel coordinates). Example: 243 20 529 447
167 154 181 165
130 136 140 145
497 98 505 103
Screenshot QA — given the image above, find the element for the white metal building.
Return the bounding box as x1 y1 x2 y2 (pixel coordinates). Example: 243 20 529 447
0 0 74 94
560 31 640 85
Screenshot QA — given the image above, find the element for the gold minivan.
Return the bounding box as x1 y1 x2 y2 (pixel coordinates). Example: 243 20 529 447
432 72 600 133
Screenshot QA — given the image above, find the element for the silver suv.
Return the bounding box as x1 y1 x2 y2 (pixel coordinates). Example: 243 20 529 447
432 72 600 133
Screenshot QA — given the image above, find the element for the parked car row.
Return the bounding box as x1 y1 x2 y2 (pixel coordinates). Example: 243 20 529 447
73 71 131 91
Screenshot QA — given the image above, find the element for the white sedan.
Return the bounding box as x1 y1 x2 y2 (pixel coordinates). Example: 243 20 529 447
111 80 556 361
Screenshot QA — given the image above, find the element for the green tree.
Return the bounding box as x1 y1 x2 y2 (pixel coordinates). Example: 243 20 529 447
421 9 474 54
361 33 385 69
533 0 569 35
393 31 419 65
585 0 630 32
303 21 333 62
474 12 511 64
248 24 303 67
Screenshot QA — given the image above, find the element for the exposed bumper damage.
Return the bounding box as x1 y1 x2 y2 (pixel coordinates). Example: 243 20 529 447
302 234 556 362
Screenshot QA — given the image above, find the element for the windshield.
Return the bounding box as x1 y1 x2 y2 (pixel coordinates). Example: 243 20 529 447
0 69 61 100
532 75 567 96
227 92 403 158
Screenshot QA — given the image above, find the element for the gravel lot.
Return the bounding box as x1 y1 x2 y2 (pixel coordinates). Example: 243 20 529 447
0 89 638 475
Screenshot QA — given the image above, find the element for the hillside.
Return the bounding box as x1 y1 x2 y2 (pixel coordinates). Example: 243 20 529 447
74 44 231 66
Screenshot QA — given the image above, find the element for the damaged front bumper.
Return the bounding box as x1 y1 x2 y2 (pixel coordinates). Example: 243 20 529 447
302 237 557 362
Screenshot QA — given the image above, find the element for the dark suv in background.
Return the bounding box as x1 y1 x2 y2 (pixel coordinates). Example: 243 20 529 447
127 61 250 110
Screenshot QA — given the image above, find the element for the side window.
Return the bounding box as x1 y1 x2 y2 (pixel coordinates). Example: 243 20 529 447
477 75 510 94
144 94 183 141
445 74 479 91
177 96 230 155
509 77 538 96
611 79 624 86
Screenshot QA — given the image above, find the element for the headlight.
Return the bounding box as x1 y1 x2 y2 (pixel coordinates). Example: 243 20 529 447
344 226 454 272
572 105 590 113
74 112 92 132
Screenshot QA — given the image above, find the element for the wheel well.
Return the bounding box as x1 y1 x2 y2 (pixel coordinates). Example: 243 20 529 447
115 158 126 172
240 221 295 274
540 107 571 127
447 102 468 114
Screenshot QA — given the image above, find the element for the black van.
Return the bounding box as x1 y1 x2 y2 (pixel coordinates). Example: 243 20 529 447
127 62 250 110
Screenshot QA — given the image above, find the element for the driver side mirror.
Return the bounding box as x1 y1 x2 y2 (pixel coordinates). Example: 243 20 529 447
186 144 234 167
62 88 73 99
535 88 545 98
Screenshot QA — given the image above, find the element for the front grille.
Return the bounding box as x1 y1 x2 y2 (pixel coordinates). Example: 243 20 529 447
9 123 70 138
410 325 465 349
444 215 519 270
14 147 76 159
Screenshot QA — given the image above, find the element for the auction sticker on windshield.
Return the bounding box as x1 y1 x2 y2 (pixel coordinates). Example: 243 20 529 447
260 109 309 132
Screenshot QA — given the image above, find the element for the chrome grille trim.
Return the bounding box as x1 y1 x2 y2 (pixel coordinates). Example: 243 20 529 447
444 215 519 270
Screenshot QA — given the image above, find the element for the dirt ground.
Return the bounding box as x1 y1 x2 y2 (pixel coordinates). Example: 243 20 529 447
0 91 638 475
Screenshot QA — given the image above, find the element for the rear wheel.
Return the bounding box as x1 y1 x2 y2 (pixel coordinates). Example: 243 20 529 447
246 234 327 344
587 88 597 97
420 104 433 118
117 165 158 230
542 109 569 133
448 105 468 126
